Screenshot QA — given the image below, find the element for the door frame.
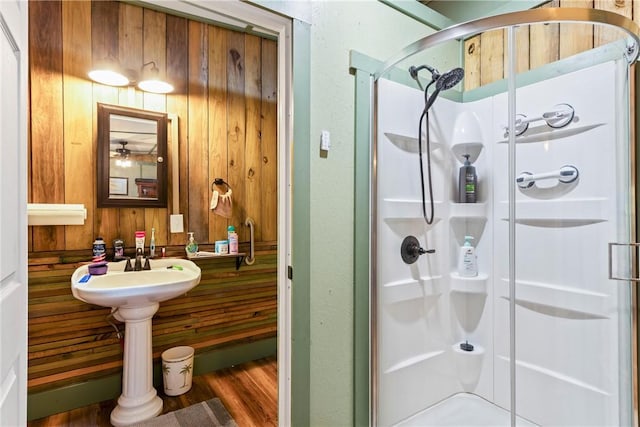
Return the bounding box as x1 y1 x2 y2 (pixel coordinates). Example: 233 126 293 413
140 1 305 424
0 0 29 425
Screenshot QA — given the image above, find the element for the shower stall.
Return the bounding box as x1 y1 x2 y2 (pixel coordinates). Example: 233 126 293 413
367 8 640 427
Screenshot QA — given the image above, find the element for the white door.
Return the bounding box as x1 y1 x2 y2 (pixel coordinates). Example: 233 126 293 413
0 1 28 426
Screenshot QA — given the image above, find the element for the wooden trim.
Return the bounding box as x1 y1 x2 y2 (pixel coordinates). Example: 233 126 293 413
27 338 276 421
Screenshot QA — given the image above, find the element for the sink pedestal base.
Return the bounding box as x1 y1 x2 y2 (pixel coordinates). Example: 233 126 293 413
110 303 163 426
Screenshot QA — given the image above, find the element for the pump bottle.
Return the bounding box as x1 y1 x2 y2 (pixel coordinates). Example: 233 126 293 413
457 235 478 277
185 232 198 258
458 154 477 203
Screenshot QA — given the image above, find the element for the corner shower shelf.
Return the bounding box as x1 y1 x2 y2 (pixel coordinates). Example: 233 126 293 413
384 350 445 374
383 276 443 304
384 132 442 153
450 272 489 294
451 142 483 164
450 202 487 218
496 199 608 224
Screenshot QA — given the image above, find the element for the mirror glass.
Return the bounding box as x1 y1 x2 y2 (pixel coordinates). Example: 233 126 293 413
97 104 168 207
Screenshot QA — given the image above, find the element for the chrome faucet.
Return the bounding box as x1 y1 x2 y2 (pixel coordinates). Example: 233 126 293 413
131 248 151 271
134 248 143 271
123 249 151 271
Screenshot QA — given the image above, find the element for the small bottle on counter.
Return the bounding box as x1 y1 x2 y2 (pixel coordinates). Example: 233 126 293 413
93 237 106 262
185 232 198 258
228 225 238 254
113 238 125 261
149 228 156 258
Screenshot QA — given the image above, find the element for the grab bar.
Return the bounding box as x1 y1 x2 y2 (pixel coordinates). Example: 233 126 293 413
505 103 575 136
516 165 579 189
245 217 255 265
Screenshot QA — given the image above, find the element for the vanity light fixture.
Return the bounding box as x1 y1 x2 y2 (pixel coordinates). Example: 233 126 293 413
138 61 174 94
88 58 129 87
88 59 173 94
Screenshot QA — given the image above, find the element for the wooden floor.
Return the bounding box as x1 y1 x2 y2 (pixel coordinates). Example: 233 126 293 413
28 356 277 427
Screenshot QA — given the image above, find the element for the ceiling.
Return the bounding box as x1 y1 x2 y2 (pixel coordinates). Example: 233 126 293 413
418 0 548 24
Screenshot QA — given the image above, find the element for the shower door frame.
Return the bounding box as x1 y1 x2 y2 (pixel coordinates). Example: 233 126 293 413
364 7 640 426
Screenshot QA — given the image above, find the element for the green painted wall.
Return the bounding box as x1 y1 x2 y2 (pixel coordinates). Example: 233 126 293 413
306 3 435 424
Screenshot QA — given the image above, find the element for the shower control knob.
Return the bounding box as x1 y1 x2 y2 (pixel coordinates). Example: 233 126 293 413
401 235 435 264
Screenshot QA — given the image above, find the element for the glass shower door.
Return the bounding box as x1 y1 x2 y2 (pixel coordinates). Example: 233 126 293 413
498 23 635 426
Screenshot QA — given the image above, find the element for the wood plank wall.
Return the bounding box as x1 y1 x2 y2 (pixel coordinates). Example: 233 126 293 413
27 245 277 393
27 0 278 392
463 0 636 91
29 0 277 250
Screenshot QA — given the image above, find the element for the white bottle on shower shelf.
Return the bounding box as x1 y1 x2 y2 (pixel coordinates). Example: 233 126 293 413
457 235 478 277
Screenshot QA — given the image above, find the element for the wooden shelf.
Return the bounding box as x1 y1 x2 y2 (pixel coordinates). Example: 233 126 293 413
191 252 247 270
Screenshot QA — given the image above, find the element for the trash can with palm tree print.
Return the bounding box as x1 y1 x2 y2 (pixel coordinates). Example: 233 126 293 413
161 346 194 396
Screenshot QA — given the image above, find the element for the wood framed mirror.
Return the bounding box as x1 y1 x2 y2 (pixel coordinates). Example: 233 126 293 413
97 103 168 208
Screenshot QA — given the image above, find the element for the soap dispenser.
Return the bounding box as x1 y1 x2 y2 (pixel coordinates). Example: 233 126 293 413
185 232 198 258
457 235 478 277
458 154 477 203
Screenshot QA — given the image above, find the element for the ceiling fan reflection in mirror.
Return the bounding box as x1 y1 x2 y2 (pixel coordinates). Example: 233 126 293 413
114 141 132 168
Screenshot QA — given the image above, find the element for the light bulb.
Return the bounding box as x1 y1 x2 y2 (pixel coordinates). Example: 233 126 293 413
138 79 174 94
88 69 129 86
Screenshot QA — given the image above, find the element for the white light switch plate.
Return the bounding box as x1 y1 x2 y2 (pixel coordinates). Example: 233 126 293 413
320 130 331 151
170 214 184 233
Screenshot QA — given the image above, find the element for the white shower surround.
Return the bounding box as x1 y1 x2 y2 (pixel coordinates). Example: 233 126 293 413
375 59 632 426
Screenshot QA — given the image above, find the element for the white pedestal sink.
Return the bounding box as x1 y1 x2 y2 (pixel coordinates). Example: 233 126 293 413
71 258 201 426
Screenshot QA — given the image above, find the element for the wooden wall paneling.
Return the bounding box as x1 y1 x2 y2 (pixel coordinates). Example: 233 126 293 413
27 0 279 395
261 39 278 243
142 8 169 246
118 208 145 250
227 31 247 240
594 0 632 47
117 3 143 109
208 26 230 243
27 252 277 392
503 25 530 77
29 0 65 251
530 0 560 69
559 0 594 59
480 30 504 86
142 8 167 113
187 21 210 241
62 1 94 250
463 35 481 91
244 34 263 244
166 15 189 247
117 3 145 246
92 1 120 247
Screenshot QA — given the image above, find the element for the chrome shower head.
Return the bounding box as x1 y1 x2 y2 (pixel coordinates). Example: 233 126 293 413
436 67 464 91
424 67 464 111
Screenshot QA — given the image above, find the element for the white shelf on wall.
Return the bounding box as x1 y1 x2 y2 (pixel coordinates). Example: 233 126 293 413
380 199 443 219
450 272 489 294
383 132 442 154
450 202 487 218
496 198 608 225
384 350 446 375
383 276 443 304
27 203 87 226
